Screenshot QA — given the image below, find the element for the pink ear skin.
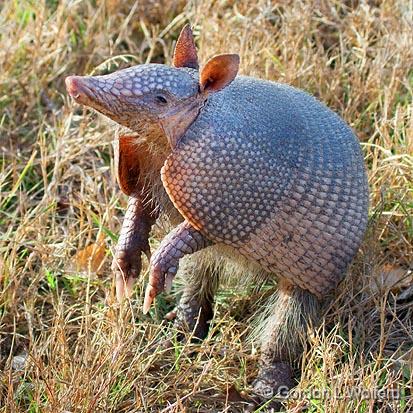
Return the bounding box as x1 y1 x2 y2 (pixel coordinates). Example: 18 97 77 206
173 24 199 69
199 54 240 94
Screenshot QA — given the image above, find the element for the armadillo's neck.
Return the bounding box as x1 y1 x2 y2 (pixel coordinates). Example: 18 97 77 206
116 120 171 160
114 123 178 222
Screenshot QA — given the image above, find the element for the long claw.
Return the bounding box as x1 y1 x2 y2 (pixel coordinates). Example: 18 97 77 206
115 263 136 301
164 272 174 293
116 274 126 302
125 276 135 298
143 284 157 314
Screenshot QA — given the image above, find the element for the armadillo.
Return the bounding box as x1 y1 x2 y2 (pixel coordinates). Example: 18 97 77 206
65 24 368 405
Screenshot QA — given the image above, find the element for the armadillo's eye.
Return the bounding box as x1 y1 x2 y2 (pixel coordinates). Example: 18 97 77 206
155 95 168 105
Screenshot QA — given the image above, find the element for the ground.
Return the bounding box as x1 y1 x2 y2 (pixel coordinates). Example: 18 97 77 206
0 0 412 412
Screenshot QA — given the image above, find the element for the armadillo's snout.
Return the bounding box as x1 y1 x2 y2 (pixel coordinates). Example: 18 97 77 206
65 76 92 105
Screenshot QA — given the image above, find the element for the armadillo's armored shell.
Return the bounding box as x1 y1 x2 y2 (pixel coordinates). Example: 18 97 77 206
161 77 368 297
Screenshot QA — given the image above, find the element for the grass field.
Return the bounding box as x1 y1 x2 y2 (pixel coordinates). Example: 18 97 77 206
1 0 412 412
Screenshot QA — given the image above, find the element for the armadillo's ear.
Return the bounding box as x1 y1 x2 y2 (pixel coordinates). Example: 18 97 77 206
199 54 240 93
173 24 199 69
114 136 141 196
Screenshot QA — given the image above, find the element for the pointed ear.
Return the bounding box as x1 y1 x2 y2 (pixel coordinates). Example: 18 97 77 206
199 54 240 94
173 24 199 69
114 136 141 196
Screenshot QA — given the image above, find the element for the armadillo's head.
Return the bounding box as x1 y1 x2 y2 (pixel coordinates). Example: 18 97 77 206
65 25 239 149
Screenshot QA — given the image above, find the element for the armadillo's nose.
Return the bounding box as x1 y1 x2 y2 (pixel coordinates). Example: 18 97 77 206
65 76 90 104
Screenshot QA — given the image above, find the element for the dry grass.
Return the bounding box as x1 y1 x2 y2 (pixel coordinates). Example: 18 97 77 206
0 0 412 412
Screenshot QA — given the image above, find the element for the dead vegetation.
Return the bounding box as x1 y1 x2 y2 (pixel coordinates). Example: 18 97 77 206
0 0 412 412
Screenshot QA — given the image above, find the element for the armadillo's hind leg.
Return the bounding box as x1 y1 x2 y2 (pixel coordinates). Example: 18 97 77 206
251 280 322 407
172 256 219 341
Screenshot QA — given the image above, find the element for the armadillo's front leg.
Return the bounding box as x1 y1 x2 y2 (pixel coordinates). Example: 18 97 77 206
112 195 156 301
143 221 212 313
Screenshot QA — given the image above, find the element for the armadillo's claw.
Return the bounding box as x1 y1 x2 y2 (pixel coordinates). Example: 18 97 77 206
164 271 175 293
112 249 142 302
115 275 126 302
142 260 174 313
164 308 177 321
142 262 163 313
143 284 157 314
115 269 136 302
125 276 135 297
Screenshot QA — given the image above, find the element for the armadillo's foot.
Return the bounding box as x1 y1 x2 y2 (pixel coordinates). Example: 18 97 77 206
112 249 148 301
162 255 218 347
143 221 212 313
174 291 214 341
143 255 179 314
160 299 213 352
249 362 294 410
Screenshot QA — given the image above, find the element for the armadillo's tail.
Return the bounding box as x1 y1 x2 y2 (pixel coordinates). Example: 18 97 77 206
250 280 323 365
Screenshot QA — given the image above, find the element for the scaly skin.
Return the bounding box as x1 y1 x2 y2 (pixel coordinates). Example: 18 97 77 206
112 195 156 300
162 78 368 299
65 24 369 408
143 221 212 313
